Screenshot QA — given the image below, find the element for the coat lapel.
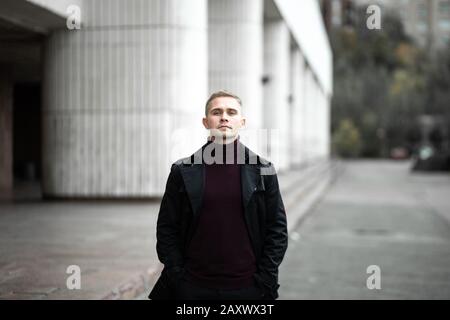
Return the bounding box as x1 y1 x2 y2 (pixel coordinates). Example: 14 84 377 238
178 140 261 217
179 164 204 218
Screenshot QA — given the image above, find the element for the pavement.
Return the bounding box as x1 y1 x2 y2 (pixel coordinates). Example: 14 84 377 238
279 160 450 299
0 160 335 300
3 159 448 300
0 200 160 299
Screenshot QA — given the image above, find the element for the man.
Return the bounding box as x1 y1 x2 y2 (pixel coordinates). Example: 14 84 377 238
149 90 288 300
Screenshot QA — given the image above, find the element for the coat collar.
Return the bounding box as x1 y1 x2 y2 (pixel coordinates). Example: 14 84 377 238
178 140 263 217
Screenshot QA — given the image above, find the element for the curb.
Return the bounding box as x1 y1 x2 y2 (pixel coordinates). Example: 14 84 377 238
102 264 163 300
286 160 342 232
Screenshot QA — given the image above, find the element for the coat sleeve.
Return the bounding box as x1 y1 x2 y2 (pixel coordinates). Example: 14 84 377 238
155 164 185 269
256 166 288 296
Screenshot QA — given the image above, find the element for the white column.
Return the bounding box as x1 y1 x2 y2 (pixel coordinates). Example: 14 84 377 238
316 86 323 159
303 67 313 163
42 0 207 197
289 46 298 168
290 47 307 168
315 81 323 160
263 19 290 171
312 80 320 160
318 88 331 159
324 93 331 158
300 60 308 166
319 85 326 160
208 0 264 149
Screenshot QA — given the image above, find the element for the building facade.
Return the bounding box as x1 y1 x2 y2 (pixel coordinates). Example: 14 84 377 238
0 0 332 199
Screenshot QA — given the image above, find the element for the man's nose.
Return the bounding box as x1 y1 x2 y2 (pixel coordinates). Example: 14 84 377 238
220 114 229 121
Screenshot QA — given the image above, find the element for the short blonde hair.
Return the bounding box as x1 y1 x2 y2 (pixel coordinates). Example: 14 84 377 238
204 90 242 116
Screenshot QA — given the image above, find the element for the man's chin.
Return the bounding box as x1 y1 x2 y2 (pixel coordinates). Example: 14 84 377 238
209 130 237 143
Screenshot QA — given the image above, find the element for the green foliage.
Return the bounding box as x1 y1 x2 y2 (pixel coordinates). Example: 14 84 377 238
330 5 450 158
332 118 362 158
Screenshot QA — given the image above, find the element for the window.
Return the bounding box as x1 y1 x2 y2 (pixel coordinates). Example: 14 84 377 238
439 0 450 18
417 1 428 21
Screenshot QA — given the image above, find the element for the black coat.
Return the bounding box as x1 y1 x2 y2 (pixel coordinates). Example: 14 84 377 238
149 141 288 300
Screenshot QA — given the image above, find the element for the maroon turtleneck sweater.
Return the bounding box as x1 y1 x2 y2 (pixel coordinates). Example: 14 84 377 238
185 139 257 289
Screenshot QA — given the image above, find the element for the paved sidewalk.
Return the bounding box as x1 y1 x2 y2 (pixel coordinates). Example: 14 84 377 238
0 162 335 300
279 160 450 299
0 201 160 299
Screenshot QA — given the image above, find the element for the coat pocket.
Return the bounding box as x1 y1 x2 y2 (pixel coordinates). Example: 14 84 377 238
253 273 279 300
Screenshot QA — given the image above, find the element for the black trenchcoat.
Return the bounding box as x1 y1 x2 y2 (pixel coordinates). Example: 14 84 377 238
148 140 288 300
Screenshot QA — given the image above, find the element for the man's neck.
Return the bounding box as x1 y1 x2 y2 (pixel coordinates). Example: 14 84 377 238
208 135 239 145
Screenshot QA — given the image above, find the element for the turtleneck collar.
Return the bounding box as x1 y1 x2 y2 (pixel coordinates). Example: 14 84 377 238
205 136 241 164
207 135 240 145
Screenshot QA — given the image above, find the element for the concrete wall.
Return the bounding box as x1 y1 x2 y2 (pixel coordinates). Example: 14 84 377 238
266 0 332 168
274 0 333 97
290 47 306 168
1 0 332 198
208 0 264 152
263 19 290 171
42 0 207 197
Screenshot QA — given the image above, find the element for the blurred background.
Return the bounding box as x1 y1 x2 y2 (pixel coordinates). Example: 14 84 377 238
0 0 449 300
323 0 450 169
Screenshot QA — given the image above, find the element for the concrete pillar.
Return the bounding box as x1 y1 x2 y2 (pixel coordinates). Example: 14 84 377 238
319 85 326 159
312 80 320 160
263 19 290 171
289 46 298 168
309 76 315 160
315 81 324 160
317 84 330 160
320 88 327 159
208 0 264 146
0 68 13 200
324 93 331 158
300 60 308 165
316 86 324 159
290 47 306 168
309 75 313 163
303 67 313 163
42 0 207 197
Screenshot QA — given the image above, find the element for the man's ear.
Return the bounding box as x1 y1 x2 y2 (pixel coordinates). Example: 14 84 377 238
241 117 246 128
202 117 209 129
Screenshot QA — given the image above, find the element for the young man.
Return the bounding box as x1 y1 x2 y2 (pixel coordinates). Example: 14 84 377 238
149 90 288 300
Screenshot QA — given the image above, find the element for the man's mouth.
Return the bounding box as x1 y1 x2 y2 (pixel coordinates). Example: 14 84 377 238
218 125 232 129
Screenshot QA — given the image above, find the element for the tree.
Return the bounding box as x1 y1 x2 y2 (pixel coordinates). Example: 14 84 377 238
329 4 447 158
332 118 362 158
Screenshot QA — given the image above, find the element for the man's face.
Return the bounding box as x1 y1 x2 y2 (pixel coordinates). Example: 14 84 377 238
202 96 246 143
